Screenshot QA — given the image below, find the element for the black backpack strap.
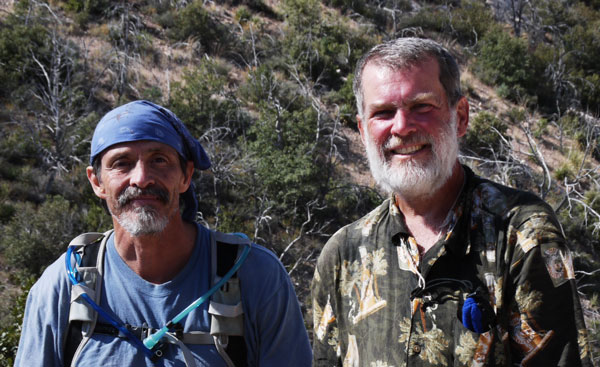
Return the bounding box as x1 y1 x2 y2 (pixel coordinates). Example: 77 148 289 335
215 239 248 367
63 322 83 367
63 235 105 367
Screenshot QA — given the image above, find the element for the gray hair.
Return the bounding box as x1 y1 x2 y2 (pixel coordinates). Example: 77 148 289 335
353 37 462 119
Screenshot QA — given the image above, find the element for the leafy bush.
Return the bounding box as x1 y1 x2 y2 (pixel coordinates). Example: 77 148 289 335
0 276 34 366
325 73 357 126
474 28 538 102
239 64 289 106
169 59 248 138
0 196 86 276
0 16 49 99
398 1 493 45
450 0 495 43
554 162 574 181
282 0 374 88
464 111 510 157
164 1 234 55
248 103 323 209
235 6 253 24
62 0 110 28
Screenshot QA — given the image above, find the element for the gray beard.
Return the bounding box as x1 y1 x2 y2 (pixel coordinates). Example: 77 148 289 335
364 111 459 199
111 186 171 237
115 206 168 237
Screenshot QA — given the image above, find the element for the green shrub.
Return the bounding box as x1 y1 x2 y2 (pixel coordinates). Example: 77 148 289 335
239 64 284 106
169 59 248 138
398 0 493 45
321 0 368 14
142 86 164 103
533 118 549 139
235 6 253 24
323 185 381 225
474 28 538 102
165 1 233 55
1 196 85 276
248 104 323 208
464 111 510 157
282 0 374 88
0 18 49 99
0 203 16 224
451 0 495 43
62 0 110 28
554 163 574 181
558 113 581 137
0 276 35 366
325 73 357 126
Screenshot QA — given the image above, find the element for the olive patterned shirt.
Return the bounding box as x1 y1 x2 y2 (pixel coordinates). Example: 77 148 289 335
312 166 593 367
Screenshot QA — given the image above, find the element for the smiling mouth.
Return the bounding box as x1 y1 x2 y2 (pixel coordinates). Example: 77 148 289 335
389 144 428 155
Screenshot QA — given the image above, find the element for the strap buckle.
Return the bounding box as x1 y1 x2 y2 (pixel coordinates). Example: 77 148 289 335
168 322 184 341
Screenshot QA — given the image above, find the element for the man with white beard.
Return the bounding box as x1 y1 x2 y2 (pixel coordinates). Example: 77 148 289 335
312 38 592 367
15 100 312 367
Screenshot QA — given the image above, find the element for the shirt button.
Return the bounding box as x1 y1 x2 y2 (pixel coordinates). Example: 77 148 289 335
412 344 421 354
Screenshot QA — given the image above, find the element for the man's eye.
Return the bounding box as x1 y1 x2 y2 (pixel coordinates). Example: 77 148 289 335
413 103 433 112
372 109 395 118
112 160 131 169
153 156 169 164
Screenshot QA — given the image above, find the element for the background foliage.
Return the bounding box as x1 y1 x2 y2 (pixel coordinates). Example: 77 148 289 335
0 0 599 364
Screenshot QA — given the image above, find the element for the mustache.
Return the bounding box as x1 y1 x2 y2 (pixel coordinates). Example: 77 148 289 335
383 133 433 150
117 186 169 208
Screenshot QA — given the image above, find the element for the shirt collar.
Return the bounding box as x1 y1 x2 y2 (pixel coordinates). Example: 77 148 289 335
390 165 477 259
440 165 476 258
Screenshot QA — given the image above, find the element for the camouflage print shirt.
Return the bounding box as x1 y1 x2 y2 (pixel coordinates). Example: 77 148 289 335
312 166 593 367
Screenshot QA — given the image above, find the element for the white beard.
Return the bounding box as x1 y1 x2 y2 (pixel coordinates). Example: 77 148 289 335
364 111 459 199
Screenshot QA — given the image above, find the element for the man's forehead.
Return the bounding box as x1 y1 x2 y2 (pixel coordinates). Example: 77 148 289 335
362 59 444 99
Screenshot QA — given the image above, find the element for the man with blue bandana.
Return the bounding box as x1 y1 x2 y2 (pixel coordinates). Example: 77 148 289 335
15 101 312 367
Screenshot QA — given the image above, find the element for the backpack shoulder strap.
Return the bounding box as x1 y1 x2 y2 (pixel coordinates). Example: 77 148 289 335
63 230 112 367
210 231 251 367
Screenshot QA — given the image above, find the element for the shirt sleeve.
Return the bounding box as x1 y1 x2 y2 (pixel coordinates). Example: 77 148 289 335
311 232 344 367
505 210 593 366
239 245 312 367
14 255 71 367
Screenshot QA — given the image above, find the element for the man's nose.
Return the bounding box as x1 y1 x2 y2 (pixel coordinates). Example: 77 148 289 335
389 110 416 136
129 161 155 188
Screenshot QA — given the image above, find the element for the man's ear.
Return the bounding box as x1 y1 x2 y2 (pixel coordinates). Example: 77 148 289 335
180 161 195 193
455 97 469 138
87 166 107 199
357 114 367 145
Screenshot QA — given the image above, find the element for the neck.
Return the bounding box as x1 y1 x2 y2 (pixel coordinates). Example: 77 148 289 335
394 162 465 253
112 217 197 284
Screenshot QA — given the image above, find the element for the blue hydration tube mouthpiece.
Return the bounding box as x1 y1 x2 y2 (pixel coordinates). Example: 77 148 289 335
66 240 252 358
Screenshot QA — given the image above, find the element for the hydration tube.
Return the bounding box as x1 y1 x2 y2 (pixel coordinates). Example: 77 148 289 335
65 246 154 359
65 241 252 359
143 243 251 349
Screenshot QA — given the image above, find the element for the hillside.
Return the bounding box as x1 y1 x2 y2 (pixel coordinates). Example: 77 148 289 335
1 0 599 364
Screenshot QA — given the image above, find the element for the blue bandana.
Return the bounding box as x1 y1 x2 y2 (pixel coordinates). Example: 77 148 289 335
90 100 211 222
